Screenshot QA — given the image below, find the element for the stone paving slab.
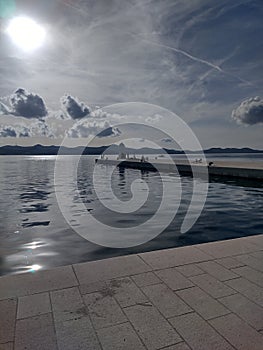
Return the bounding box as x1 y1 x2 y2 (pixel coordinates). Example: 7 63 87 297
250 251 263 260
141 283 192 318
79 281 107 295
55 316 100 350
17 292 51 320
196 237 260 258
209 313 263 350
97 322 146 350
14 313 57 350
242 234 263 248
83 292 127 329
232 265 263 287
124 304 182 349
189 273 236 298
50 287 86 323
163 344 192 350
235 254 263 272
225 277 263 307
215 256 246 269
131 272 161 287
0 234 263 350
139 245 213 270
169 312 235 350
73 255 151 284
155 267 194 291
105 277 148 308
0 299 16 344
176 286 230 320
218 293 263 331
0 265 78 300
175 264 204 277
196 260 239 281
0 343 13 350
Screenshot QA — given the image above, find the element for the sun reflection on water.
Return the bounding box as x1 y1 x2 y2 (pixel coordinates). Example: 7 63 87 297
29 264 42 272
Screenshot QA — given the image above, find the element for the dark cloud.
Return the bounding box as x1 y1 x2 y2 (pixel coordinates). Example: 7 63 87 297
10 88 48 119
232 97 263 125
0 126 17 137
61 95 91 119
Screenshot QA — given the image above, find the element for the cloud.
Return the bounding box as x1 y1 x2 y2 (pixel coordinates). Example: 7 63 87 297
90 108 113 119
0 120 55 138
10 88 48 119
98 127 121 138
161 138 173 143
61 94 91 119
232 97 263 125
0 125 31 137
46 110 69 120
145 114 163 124
0 102 11 115
67 118 120 138
30 121 55 138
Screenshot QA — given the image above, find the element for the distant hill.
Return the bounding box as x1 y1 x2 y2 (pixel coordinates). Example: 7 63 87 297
203 147 262 154
0 144 108 155
0 144 262 155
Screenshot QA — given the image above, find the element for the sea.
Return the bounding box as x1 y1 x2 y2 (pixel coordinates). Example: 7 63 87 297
0 153 262 276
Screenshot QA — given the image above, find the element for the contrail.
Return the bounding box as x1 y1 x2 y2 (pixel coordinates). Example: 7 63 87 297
195 46 252 86
133 34 252 86
159 43 223 72
57 0 253 86
130 33 223 72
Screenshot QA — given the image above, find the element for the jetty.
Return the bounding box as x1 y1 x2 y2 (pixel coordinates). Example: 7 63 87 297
1 234 263 349
95 158 263 180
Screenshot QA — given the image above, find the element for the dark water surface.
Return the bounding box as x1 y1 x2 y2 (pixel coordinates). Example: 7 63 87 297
0 155 262 276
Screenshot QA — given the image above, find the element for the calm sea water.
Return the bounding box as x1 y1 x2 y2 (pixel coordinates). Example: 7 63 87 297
0 154 262 276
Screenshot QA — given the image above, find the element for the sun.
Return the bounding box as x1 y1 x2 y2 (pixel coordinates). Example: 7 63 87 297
6 16 46 52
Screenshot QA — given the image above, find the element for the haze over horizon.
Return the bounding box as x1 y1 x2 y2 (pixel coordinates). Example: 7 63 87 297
1 0 263 149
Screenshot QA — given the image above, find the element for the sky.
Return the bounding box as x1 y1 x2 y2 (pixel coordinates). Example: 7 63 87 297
0 0 263 149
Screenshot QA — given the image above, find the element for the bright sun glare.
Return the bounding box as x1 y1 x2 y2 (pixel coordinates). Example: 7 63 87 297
6 16 46 52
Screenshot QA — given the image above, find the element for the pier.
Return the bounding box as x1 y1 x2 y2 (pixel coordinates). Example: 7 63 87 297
96 158 263 180
0 234 263 349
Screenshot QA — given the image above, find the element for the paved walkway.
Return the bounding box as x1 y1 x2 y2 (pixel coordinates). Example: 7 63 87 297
1 234 263 350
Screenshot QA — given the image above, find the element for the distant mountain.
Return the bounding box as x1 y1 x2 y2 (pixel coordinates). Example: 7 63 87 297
0 144 262 155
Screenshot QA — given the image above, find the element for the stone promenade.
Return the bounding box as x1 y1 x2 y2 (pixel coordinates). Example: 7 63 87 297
1 234 263 350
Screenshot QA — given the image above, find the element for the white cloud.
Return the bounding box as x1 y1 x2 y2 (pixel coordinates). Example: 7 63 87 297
145 114 163 124
67 118 120 138
0 102 11 115
0 120 55 138
232 97 263 125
